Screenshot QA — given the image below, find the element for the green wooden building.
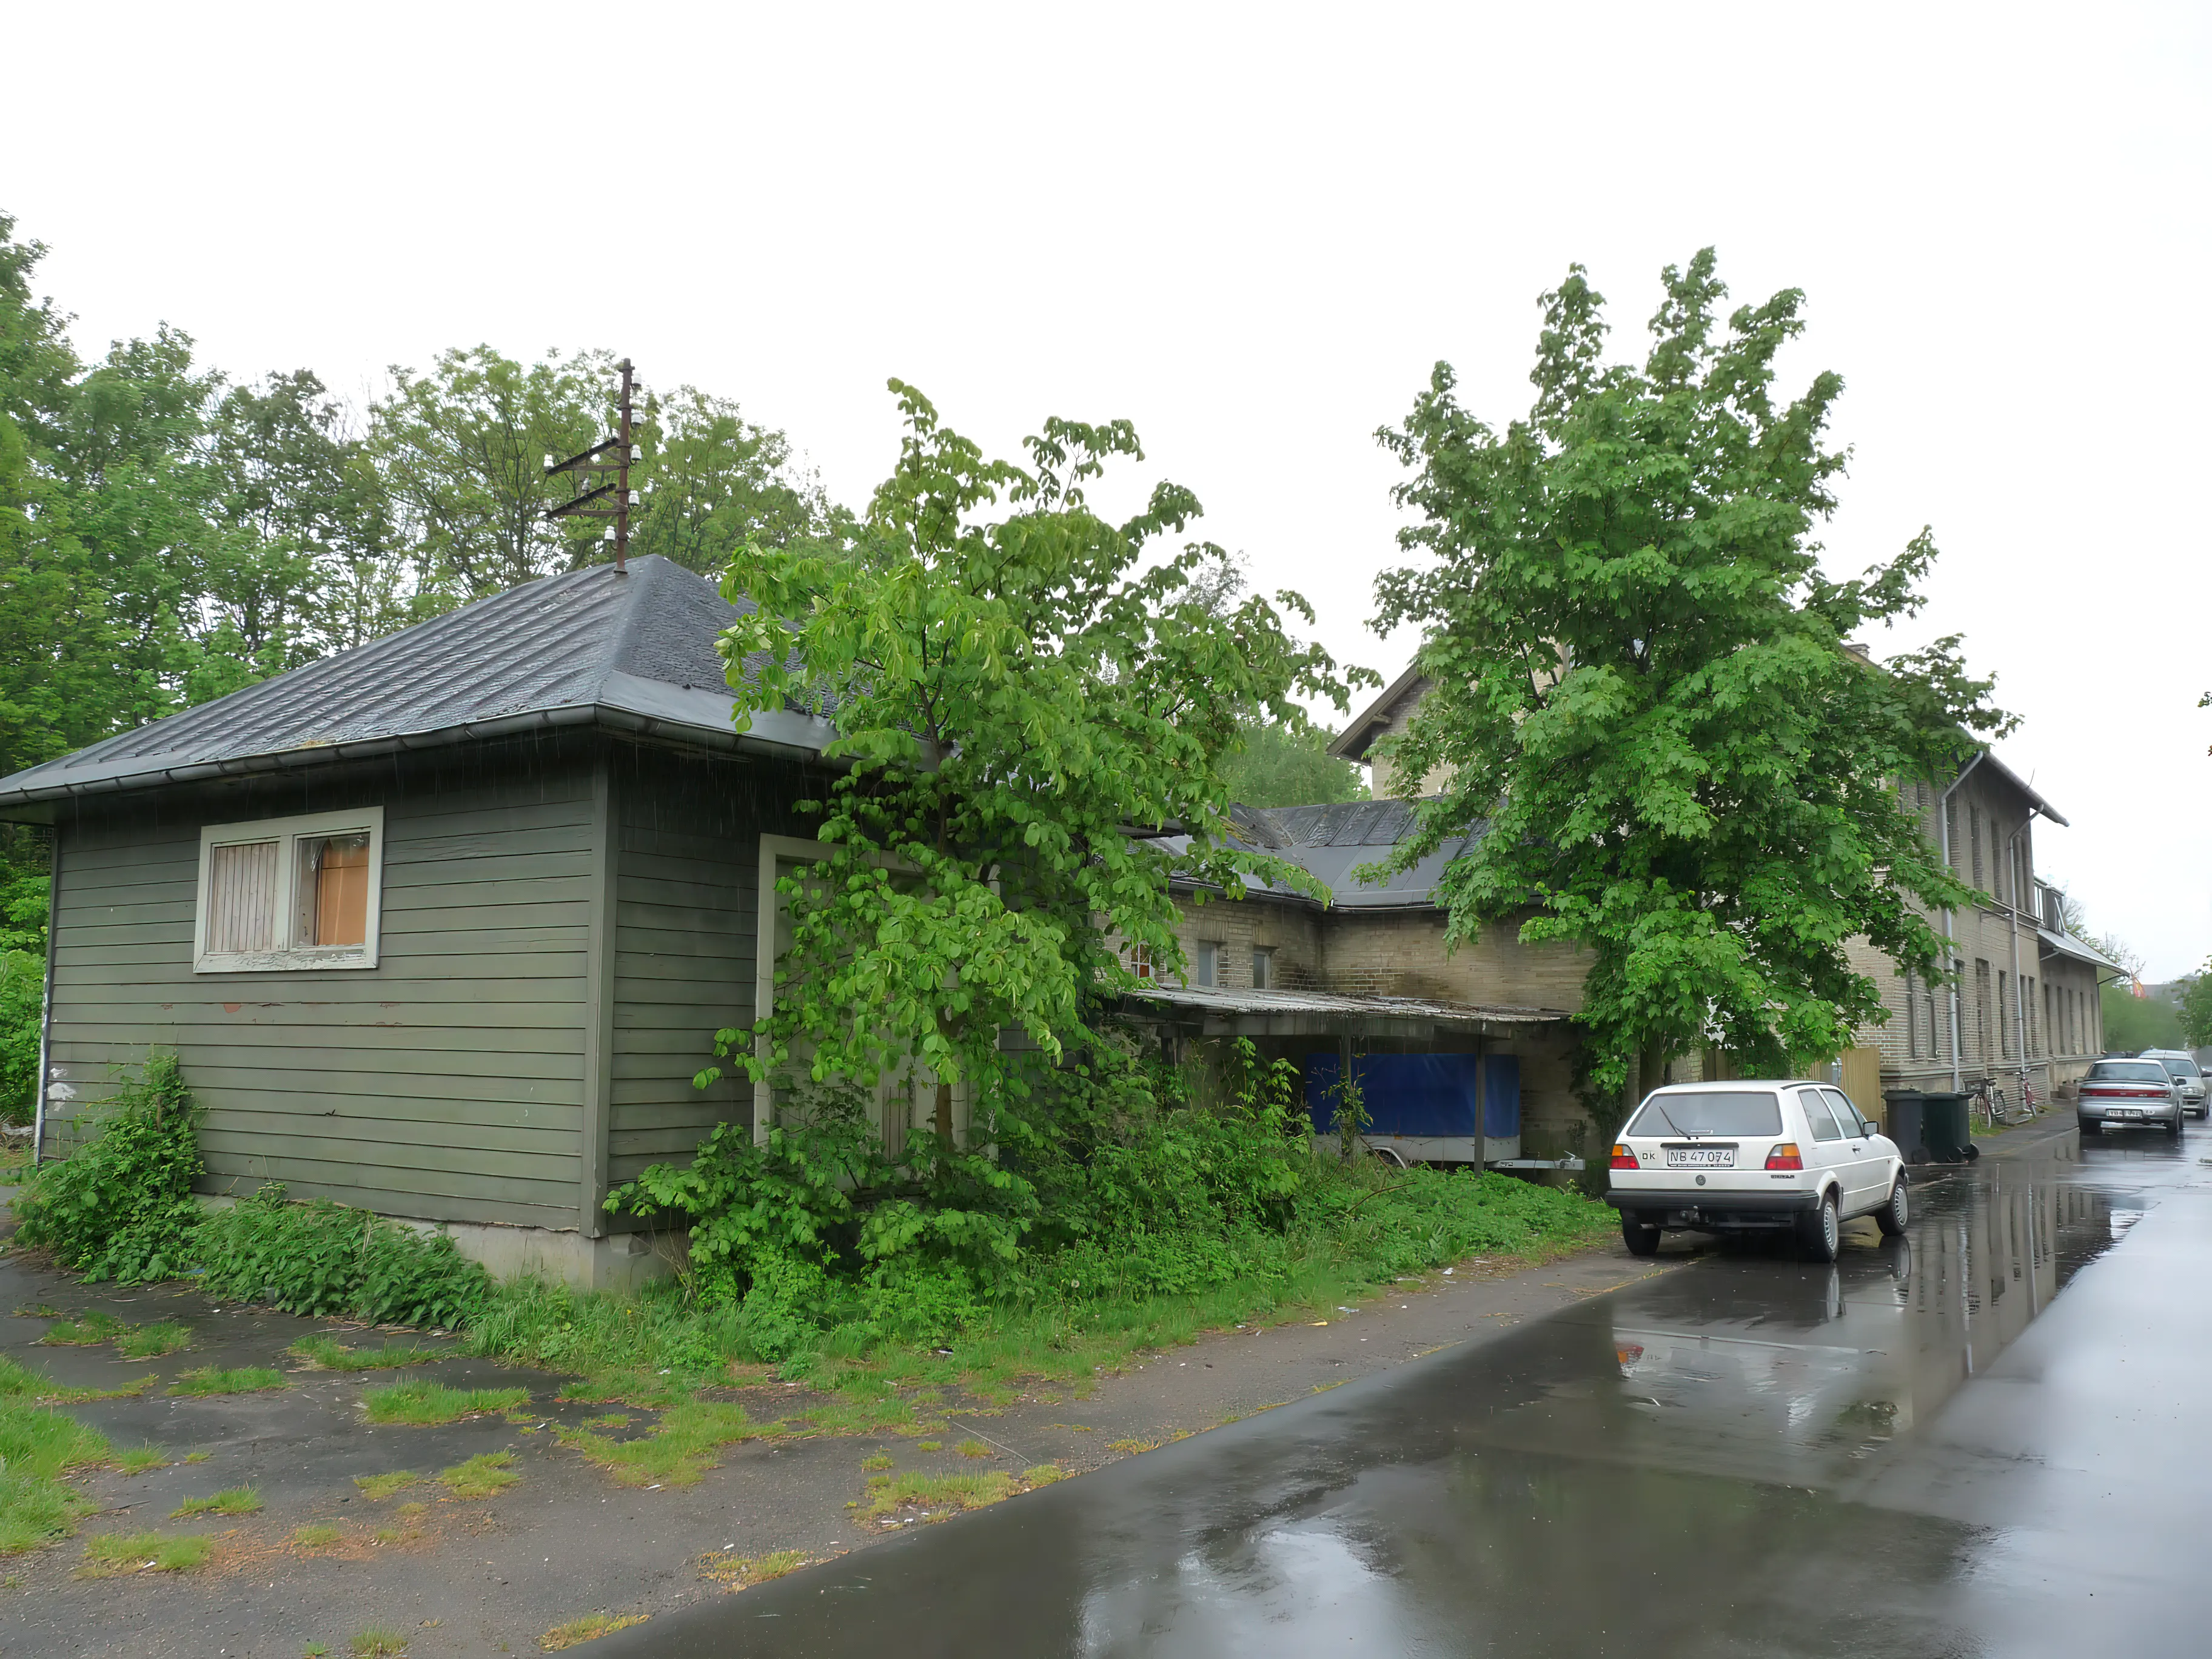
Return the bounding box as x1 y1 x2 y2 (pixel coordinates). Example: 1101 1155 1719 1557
0 557 832 1286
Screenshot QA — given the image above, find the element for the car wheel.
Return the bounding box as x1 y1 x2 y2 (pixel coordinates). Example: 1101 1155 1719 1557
1875 1176 1909 1238
2079 1118 2098 1138
1798 1191 1842 1263
1621 1215 1661 1258
2166 1116 2182 1139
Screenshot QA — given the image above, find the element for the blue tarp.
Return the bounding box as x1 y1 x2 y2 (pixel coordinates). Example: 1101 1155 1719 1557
1304 1052 1522 1140
1483 1053 1521 1139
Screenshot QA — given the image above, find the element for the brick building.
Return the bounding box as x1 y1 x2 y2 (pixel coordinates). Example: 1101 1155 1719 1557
1842 752 2119 1111
1125 798 1598 1167
1294 672 2120 1136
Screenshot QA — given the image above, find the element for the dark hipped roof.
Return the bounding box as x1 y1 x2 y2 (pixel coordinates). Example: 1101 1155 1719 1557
1179 797 1476 912
0 556 836 813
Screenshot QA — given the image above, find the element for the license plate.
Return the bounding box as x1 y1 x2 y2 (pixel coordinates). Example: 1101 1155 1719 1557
1666 1147 1736 1168
2105 1108 2141 1119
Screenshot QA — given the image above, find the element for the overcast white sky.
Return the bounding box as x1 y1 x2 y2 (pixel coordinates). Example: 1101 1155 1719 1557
10 2 2209 973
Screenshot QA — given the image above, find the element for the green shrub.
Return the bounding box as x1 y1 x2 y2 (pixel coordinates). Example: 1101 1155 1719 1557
0 950 41 1129
14 1053 203 1282
199 1185 489 1329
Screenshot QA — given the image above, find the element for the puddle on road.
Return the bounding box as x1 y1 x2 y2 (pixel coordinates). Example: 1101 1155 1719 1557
613 1127 2211 1659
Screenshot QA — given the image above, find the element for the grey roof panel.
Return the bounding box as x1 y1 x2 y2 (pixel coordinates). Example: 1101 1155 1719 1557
0 557 826 808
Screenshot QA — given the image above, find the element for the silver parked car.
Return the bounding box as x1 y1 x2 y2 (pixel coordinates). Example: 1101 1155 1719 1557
2138 1050 2207 1119
2077 1057 2185 1137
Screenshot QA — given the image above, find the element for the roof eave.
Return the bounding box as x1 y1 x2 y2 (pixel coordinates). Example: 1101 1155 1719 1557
0 700 836 820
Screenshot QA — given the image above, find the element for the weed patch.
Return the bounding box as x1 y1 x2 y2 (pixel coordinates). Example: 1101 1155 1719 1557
363 1382 528 1425
539 1611 649 1648
954 1438 990 1459
860 1453 893 1471
169 1486 260 1518
79 1530 212 1575
859 1468 1019 1520
203 1184 486 1329
555 1371 685 1410
115 1446 170 1474
700 1547 813 1589
169 1366 286 1396
288 1335 433 1372
352 1472 419 1500
438 1452 518 1498
350 1630 409 1657
116 1321 193 1359
38 1311 127 1346
41 1376 156 1404
556 1401 771 1487
0 1358 113 1553
292 1523 344 1549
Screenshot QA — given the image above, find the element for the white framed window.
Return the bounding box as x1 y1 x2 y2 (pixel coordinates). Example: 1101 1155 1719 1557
1252 946 1275 989
193 806 385 973
1194 941 1221 987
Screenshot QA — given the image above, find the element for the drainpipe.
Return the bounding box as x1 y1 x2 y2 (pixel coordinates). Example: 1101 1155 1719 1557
31 836 59 1168
2005 817 2039 1111
1939 756 1987 1093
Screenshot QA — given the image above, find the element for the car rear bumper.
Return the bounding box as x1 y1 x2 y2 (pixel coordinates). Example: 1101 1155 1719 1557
1606 1188 1823 1216
2080 1108 2183 1125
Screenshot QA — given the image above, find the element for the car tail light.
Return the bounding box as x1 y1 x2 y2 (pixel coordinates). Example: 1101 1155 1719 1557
1610 1144 1638 1170
1765 1142 1803 1170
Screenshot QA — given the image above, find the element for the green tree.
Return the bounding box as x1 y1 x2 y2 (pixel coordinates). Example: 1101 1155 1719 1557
2179 970 2212 1051
1368 250 2010 1104
2103 982 2182 1053
711 381 1365 1248
204 369 395 663
629 386 841 575
369 345 614 606
1221 720 1367 807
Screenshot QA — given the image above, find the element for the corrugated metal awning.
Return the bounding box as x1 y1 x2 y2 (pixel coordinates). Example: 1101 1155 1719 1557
2037 928 2127 974
1118 983 1572 1039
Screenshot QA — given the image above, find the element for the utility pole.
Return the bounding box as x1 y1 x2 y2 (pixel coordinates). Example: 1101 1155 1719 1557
545 358 642 573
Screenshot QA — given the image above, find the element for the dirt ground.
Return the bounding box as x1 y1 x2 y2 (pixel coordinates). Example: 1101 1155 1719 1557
0 1232 1672 1658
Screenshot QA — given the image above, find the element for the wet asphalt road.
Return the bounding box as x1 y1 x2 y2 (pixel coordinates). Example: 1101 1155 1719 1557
603 1119 2212 1658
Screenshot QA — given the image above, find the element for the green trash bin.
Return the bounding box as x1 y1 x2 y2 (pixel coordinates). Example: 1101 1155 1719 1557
1918 1091 1976 1163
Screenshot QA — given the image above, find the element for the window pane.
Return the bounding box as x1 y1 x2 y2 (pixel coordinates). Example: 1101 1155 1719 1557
1195 942 1218 987
1252 948 1272 989
1626 1091 1782 1136
1800 1089 1845 1142
1822 1088 1864 1134
207 840 280 953
301 833 372 947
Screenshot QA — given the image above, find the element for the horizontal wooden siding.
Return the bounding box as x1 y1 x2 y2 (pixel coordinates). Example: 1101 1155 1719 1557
44 739 597 1229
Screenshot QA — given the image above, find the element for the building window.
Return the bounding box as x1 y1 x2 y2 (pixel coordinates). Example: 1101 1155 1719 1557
1252 947 1275 990
1194 941 1221 987
1905 974 1922 1058
195 807 384 973
1127 940 1153 980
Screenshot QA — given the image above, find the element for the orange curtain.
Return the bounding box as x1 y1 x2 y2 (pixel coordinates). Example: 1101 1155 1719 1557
313 836 371 946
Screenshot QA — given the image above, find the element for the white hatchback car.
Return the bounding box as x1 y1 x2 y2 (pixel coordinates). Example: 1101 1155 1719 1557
1604 1081 1908 1263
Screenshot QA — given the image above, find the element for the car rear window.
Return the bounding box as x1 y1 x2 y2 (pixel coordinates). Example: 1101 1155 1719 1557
1628 1091 1783 1137
2148 1055 2201 1078
2087 1061 2168 1083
